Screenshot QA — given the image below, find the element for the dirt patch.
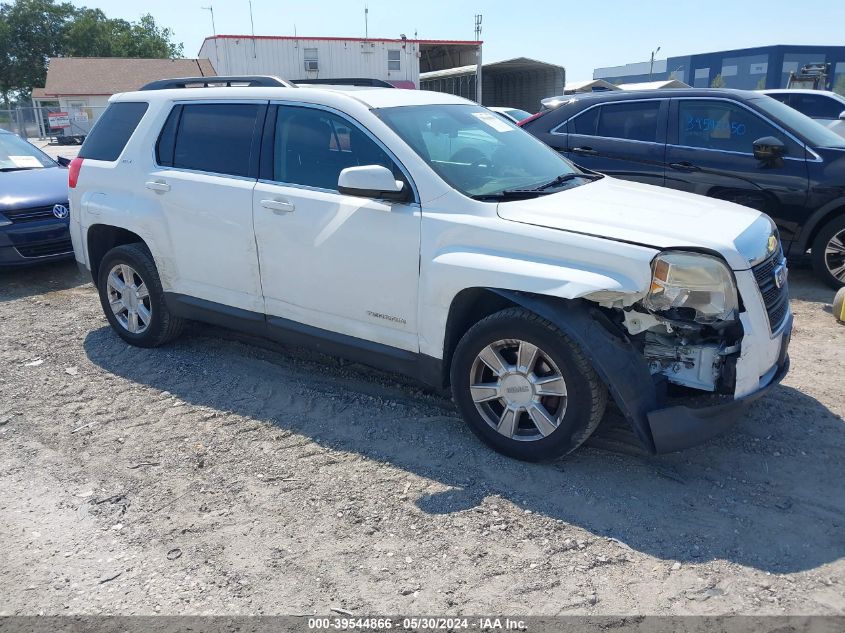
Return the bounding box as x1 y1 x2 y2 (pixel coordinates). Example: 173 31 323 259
1 261 843 615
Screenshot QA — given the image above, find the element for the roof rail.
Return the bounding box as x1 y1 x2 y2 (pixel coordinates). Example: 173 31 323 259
294 77 395 88
139 75 296 91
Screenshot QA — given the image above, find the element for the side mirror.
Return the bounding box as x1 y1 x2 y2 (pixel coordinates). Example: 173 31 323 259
56 156 71 167
338 165 408 202
753 136 786 162
839 110 845 121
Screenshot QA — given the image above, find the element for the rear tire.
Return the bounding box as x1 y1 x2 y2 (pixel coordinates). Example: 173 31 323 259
97 243 184 348
450 307 607 461
811 215 845 289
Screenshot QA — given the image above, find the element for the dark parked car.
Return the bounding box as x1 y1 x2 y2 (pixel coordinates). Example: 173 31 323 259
520 89 845 287
0 129 72 267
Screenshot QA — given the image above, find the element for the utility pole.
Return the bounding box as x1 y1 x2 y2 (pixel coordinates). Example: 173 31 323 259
649 45 661 81
248 0 256 58
474 14 483 105
202 5 219 71
364 3 369 38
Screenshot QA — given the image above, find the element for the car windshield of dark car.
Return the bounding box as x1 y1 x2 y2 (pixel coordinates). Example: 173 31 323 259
752 97 845 149
376 104 581 197
0 133 56 171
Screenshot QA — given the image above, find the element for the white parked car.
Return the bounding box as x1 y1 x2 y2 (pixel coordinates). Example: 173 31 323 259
761 89 845 138
488 106 533 124
68 76 791 461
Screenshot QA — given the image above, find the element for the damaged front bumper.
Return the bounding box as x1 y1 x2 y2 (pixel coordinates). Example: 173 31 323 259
489 290 792 455
647 320 791 453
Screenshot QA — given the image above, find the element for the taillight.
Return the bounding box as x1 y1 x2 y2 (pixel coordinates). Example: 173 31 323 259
68 157 84 189
517 110 548 128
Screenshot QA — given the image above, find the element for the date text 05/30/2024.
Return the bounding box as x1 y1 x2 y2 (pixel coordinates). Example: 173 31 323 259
307 617 528 630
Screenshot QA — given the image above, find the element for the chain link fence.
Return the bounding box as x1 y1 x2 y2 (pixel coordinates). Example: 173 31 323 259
0 104 107 144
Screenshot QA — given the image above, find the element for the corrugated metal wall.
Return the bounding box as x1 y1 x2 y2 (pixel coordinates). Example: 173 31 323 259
199 38 420 85
421 66 564 112
483 68 565 112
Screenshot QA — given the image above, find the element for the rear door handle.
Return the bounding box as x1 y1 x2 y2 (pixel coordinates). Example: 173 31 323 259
145 180 171 192
260 199 295 214
669 161 699 172
572 146 598 156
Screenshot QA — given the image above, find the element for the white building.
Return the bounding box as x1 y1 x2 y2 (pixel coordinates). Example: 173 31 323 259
198 35 482 91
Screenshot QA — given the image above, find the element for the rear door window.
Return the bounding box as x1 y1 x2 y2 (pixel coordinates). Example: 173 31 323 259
596 101 662 142
570 107 599 135
79 102 148 161
169 103 261 177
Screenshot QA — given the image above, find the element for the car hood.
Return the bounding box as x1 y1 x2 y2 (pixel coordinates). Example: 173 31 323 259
0 167 68 212
497 176 767 270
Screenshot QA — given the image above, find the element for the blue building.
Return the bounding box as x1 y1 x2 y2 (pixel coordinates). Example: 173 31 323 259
594 45 845 94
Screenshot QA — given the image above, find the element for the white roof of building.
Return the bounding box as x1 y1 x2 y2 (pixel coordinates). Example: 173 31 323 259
617 79 691 90
562 79 618 94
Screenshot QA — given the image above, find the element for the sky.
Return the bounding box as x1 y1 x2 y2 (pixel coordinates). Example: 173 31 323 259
69 0 845 82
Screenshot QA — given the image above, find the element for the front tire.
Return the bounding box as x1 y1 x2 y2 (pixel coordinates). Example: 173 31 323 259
812 215 845 289
450 308 607 461
97 243 184 348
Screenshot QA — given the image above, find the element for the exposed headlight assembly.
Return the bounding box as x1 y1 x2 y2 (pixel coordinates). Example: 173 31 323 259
644 252 738 323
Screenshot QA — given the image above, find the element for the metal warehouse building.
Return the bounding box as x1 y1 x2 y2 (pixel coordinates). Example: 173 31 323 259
420 57 565 113
198 35 482 91
594 44 845 93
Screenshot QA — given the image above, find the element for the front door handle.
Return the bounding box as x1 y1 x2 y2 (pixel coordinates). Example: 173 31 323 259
260 199 295 214
572 146 598 156
145 180 171 192
669 161 699 172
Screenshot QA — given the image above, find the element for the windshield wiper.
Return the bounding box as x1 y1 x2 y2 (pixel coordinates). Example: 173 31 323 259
470 172 604 201
472 172 604 201
0 167 41 172
529 172 603 191
470 189 552 201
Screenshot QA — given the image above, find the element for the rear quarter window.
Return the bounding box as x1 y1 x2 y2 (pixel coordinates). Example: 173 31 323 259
79 102 149 161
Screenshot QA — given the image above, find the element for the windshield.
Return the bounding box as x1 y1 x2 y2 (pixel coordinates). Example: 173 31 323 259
751 96 845 149
376 104 580 197
0 133 56 170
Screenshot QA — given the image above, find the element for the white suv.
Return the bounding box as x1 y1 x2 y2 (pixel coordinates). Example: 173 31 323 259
68 76 792 461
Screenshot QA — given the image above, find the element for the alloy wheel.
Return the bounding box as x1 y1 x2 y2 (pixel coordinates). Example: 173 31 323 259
469 339 568 442
106 263 152 334
825 229 845 282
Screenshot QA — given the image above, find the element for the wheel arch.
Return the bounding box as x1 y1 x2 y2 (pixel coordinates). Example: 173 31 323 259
442 287 659 452
795 198 845 253
86 224 147 283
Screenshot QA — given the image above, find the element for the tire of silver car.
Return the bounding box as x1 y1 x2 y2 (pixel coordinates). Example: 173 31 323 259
450 307 608 461
812 215 845 289
96 243 184 348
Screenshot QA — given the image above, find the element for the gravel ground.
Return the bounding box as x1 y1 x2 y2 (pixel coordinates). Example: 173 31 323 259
1 260 843 616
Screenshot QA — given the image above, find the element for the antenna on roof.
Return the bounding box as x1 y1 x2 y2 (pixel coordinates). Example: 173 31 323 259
474 14 482 41
364 3 369 38
202 5 218 70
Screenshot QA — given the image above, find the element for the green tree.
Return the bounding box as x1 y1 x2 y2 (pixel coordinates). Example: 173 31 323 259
834 74 845 97
710 74 726 88
0 0 75 104
0 0 184 101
